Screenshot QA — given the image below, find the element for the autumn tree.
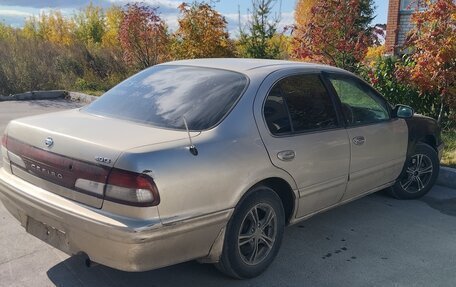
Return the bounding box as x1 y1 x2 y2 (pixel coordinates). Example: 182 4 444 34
292 0 317 57
292 0 375 72
22 11 75 45
396 0 456 123
173 2 233 59
238 0 282 59
119 3 169 69
0 22 14 40
294 0 317 28
102 6 124 48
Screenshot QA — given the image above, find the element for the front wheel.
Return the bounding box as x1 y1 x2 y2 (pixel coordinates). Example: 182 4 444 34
389 143 439 199
216 186 285 279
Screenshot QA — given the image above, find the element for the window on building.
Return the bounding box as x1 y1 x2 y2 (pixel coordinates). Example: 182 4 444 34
401 0 417 11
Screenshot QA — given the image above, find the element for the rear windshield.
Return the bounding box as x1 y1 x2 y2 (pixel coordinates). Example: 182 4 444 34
84 65 248 130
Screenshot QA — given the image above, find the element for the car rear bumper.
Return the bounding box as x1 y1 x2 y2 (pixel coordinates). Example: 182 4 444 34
0 168 231 272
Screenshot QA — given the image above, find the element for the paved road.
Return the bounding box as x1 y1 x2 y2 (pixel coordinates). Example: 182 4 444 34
1 100 456 287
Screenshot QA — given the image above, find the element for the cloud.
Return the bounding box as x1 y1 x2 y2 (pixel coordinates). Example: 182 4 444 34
0 0 111 8
0 9 32 26
161 13 179 31
0 1 295 37
0 9 32 17
0 14 30 27
120 0 181 10
0 0 181 12
93 0 181 14
223 10 295 38
278 11 295 31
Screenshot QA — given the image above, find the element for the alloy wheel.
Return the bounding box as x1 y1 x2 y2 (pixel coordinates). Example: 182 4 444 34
237 203 277 266
400 153 434 193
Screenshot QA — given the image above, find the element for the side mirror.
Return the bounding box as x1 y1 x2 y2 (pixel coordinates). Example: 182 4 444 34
393 105 414 118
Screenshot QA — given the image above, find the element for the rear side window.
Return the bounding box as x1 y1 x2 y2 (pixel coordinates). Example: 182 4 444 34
84 65 248 130
264 74 338 135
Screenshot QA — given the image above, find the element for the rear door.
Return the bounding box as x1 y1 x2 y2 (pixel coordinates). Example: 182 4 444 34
324 73 408 201
255 71 350 218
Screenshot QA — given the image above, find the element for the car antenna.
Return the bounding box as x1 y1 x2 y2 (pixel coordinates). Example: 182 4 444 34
183 116 198 156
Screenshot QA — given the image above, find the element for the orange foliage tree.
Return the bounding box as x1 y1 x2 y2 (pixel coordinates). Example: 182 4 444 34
294 0 317 28
396 0 456 122
173 2 233 59
292 0 375 72
119 3 169 69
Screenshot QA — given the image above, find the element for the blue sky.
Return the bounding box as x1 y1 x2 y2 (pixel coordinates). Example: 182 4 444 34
0 0 389 35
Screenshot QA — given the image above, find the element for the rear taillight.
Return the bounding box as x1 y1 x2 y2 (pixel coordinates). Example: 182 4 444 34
1 133 7 147
104 168 160 207
1 133 8 164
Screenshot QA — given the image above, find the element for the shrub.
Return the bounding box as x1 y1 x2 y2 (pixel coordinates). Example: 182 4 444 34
361 56 441 118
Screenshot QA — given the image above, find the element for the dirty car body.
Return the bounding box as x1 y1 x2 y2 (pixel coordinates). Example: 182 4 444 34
0 59 443 278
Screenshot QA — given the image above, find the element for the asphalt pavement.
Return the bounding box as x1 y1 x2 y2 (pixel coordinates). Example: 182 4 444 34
1 100 456 287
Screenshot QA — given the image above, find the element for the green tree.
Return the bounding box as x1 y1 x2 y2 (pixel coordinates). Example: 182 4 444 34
238 0 282 59
74 3 105 45
361 56 440 118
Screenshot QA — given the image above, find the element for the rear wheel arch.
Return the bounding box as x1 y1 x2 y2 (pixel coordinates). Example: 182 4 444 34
248 177 296 225
217 184 286 278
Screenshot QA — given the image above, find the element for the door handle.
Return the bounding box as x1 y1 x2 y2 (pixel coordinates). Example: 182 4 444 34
277 150 295 161
352 136 365 146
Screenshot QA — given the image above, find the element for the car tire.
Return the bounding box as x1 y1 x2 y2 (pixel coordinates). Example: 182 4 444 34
389 143 439 199
216 186 285 279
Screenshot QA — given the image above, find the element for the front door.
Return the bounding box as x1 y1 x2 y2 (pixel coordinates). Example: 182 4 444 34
325 74 408 201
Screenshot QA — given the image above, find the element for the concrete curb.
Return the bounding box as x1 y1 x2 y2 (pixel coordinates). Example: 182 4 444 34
66 91 98 104
437 166 456 189
0 90 67 101
0 90 98 104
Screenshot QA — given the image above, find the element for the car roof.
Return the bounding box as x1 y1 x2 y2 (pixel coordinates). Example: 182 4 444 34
158 58 349 75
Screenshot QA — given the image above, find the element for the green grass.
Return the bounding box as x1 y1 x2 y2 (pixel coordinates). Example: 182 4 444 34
441 130 456 168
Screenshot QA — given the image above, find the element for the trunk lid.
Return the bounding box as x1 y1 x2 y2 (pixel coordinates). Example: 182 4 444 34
5 109 197 208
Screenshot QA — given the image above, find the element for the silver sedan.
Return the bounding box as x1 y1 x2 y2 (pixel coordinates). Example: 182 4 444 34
0 59 442 278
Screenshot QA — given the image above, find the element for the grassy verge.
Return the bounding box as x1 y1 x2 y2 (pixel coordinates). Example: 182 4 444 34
441 130 456 168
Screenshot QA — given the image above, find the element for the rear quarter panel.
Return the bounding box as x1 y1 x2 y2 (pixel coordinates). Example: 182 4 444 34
112 74 299 224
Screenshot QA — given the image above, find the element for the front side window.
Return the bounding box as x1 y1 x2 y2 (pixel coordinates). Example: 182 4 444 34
264 74 338 135
84 65 248 131
328 76 389 126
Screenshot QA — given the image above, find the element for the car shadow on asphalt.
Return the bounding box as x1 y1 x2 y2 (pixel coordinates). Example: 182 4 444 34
45 188 456 287
46 253 248 287
44 192 390 287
